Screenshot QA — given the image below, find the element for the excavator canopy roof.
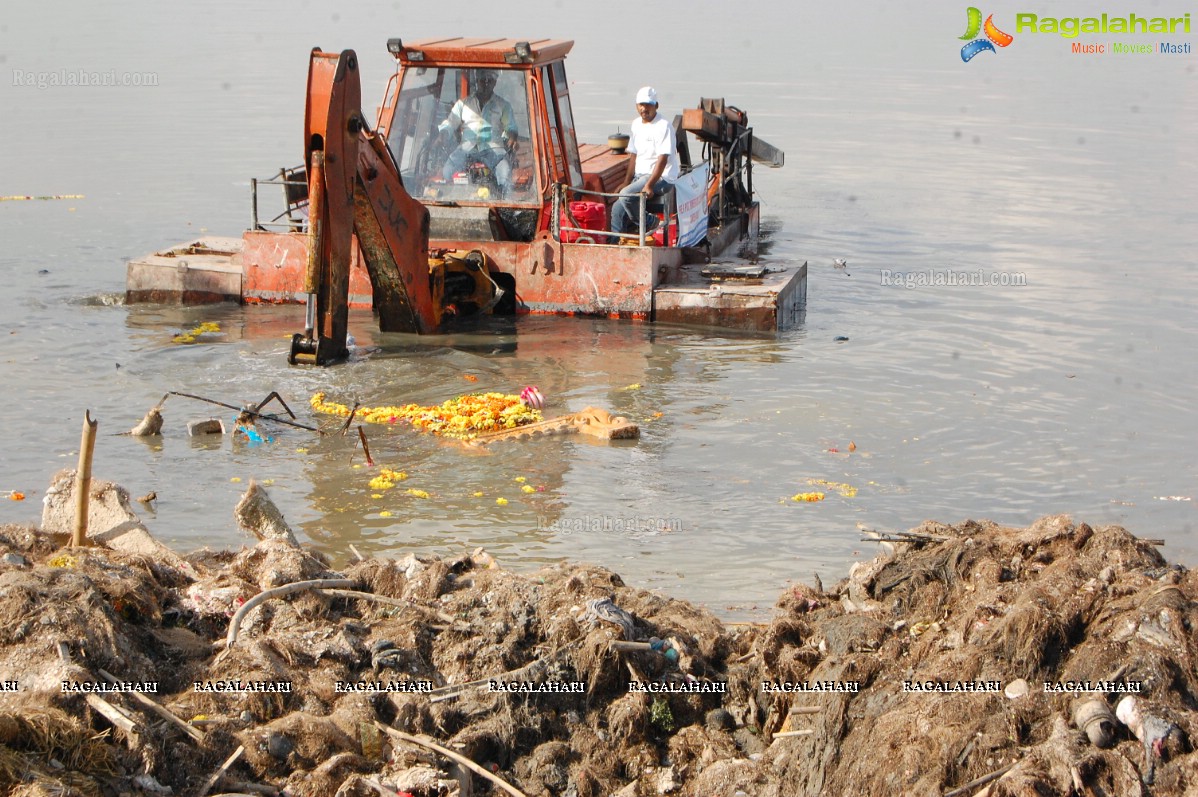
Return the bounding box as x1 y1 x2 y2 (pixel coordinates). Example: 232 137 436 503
392 37 574 67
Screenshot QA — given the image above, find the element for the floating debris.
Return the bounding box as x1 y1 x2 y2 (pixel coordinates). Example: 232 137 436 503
520 385 545 409
0 194 85 201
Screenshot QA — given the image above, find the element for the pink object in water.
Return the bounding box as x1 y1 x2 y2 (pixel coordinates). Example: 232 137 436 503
520 386 545 409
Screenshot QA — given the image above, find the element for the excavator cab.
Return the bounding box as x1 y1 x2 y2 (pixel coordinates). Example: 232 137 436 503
387 67 537 204
378 39 585 242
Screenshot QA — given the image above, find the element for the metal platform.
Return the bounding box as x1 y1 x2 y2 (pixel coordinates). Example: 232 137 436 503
653 261 806 331
126 236 806 333
126 237 244 304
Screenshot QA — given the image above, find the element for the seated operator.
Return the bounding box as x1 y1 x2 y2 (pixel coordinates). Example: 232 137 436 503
438 70 519 196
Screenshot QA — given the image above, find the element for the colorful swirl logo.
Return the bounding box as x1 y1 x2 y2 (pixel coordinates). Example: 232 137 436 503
960 7 1014 62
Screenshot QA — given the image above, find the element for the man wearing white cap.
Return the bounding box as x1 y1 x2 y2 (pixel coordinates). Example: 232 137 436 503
610 86 681 238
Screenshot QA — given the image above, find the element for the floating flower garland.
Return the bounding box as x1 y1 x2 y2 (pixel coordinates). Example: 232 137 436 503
807 479 858 498
310 392 542 440
173 321 221 344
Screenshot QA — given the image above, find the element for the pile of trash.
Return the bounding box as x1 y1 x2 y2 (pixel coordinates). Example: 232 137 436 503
0 472 1195 797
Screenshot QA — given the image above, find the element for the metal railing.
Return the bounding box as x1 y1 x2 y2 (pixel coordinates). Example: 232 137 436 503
551 183 676 247
249 167 309 232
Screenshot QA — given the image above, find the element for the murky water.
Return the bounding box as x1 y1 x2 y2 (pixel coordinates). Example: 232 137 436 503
1 2 1195 617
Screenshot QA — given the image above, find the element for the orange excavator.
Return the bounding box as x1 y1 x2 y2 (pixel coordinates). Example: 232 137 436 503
289 49 502 365
270 40 792 364
127 39 799 347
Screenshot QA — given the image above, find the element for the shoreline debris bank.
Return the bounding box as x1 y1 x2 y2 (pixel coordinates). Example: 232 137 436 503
1 478 1195 795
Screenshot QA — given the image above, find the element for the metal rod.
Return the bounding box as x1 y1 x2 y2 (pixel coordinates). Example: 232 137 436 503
250 178 259 230
551 183 561 240
167 391 323 433
255 391 298 420
304 151 326 339
747 128 754 200
638 193 646 246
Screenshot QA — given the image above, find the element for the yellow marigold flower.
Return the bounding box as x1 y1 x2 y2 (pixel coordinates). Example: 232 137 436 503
496 497 508 506
806 479 858 498
406 489 430 499
790 492 826 503
472 491 484 497
310 392 542 438
379 510 392 518
514 476 527 483
521 485 536 494
173 321 221 344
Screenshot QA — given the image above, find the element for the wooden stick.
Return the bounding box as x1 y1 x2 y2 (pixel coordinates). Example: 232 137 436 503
199 745 245 797
426 660 548 701
72 410 98 547
789 706 823 715
362 779 403 797
373 723 528 797
339 402 361 435
84 693 140 735
772 729 814 738
96 668 205 743
224 578 356 649
218 781 277 795
218 782 278 797
943 762 1017 797
348 544 366 562
358 425 374 466
315 588 456 624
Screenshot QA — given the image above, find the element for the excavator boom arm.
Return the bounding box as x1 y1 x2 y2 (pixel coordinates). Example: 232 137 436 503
290 49 436 365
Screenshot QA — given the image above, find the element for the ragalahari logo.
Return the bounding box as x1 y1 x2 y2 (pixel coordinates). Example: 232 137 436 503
960 7 1014 61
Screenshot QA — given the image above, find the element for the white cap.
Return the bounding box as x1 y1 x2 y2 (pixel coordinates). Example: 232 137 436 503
635 86 658 105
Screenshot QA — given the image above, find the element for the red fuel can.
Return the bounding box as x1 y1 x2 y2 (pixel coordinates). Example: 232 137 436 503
561 201 607 243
